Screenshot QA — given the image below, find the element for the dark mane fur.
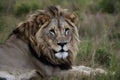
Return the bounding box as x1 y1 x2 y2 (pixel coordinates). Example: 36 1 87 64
46 5 69 18
8 6 79 70
28 44 72 70
47 6 60 17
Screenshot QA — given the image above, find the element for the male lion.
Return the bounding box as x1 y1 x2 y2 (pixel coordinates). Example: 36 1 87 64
0 6 106 80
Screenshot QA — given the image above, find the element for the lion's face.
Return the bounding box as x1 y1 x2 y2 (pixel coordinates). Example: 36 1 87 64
36 17 74 59
15 6 80 69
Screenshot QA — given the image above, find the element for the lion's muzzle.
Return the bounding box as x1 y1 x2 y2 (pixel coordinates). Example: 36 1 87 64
55 42 68 59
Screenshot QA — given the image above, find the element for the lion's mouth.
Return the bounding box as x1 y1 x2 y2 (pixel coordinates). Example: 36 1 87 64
54 49 68 59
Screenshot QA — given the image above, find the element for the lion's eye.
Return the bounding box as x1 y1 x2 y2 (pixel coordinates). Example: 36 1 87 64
49 29 55 36
65 28 70 35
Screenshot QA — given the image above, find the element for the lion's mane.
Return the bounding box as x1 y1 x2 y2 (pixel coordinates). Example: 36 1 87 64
11 6 80 70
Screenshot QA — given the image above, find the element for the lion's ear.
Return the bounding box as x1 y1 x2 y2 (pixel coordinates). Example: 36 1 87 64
65 12 78 24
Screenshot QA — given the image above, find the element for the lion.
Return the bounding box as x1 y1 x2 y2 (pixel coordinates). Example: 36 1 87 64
0 6 106 80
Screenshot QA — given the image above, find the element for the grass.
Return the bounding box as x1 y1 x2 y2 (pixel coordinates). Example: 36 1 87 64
0 0 120 80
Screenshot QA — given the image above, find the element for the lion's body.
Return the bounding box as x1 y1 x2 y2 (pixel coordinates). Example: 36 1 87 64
0 6 80 79
0 35 37 78
0 6 106 80
0 35 66 80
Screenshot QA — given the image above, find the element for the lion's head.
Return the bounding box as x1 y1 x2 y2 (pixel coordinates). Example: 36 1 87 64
12 6 80 70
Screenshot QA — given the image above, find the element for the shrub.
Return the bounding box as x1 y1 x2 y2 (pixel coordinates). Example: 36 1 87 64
76 40 93 65
14 3 30 16
14 2 40 16
29 3 39 11
0 17 5 32
112 40 120 49
98 0 120 13
99 0 115 13
79 0 120 14
0 5 3 12
109 32 120 40
95 47 111 66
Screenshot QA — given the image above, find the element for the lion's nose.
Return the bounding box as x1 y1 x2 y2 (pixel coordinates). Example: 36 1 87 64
57 42 67 47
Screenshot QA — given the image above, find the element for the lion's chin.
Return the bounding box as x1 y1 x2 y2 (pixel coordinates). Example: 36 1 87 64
55 52 68 59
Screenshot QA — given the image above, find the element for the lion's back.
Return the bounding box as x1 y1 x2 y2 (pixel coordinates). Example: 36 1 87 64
0 42 35 72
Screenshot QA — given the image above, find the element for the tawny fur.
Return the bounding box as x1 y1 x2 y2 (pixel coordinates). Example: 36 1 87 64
0 6 106 80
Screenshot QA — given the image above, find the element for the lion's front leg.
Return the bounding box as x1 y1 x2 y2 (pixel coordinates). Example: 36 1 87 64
17 70 38 80
0 70 40 80
0 71 15 80
56 65 107 80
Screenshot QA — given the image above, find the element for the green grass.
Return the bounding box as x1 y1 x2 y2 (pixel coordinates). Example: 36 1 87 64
0 0 120 80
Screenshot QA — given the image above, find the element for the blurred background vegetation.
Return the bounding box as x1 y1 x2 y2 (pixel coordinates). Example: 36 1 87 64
0 0 120 80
